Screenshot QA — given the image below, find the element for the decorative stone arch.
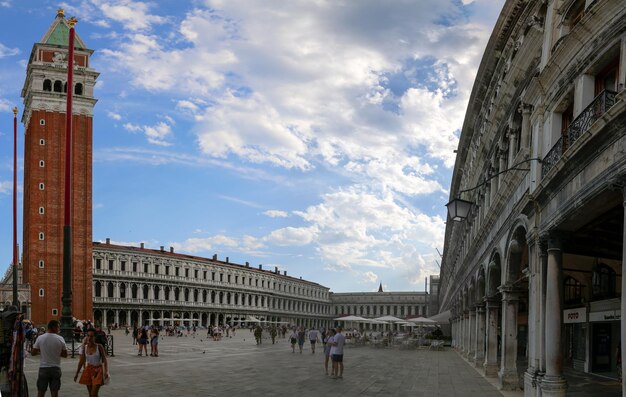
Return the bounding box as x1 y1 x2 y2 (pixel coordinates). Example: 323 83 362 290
476 265 487 302
154 285 161 300
467 277 476 308
486 250 502 298
106 282 114 297
131 283 138 299
504 222 529 284
142 284 149 299
164 286 171 300
93 309 103 325
94 281 102 297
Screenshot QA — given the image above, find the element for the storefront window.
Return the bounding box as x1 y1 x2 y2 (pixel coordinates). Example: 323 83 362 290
564 276 582 305
592 264 616 300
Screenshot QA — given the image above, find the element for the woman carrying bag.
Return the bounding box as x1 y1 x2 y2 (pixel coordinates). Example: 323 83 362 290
74 328 109 397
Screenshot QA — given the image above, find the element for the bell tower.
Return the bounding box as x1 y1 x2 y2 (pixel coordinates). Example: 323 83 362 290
21 9 98 324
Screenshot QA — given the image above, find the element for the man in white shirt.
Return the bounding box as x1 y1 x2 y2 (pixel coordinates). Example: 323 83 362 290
32 320 68 397
308 327 319 353
330 326 346 379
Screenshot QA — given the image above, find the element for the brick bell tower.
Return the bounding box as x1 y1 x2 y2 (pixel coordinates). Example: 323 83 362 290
21 9 98 324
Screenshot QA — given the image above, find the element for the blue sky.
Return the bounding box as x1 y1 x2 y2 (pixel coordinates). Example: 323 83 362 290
0 0 503 293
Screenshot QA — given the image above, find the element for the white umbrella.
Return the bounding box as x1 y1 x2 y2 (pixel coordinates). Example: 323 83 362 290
373 315 404 323
245 316 261 323
408 317 437 325
334 315 368 322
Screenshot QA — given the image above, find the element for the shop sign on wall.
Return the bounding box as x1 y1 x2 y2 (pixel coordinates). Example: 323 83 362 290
563 307 586 323
589 310 621 322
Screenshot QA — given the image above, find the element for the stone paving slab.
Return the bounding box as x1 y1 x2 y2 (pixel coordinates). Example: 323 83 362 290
24 330 510 397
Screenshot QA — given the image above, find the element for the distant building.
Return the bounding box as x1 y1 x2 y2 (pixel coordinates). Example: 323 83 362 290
438 1 626 396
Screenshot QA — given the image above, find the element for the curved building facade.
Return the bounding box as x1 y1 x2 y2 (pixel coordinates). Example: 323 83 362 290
92 240 332 330
439 1 626 396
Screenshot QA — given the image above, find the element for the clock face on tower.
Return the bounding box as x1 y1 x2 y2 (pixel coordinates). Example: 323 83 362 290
21 11 98 325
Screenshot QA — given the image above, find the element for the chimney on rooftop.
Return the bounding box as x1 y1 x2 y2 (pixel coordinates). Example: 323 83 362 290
212 254 217 261
105 238 110 244
226 257 229 263
275 266 278 273
140 242 144 249
258 264 262 270
170 247 174 253
160 246 164 252
283 271 287 276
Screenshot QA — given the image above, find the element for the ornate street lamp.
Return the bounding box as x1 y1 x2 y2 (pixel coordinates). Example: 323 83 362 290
445 158 542 222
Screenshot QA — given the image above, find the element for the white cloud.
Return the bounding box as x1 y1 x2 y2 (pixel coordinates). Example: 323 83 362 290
361 271 378 283
0 43 18 58
107 111 121 120
0 181 11 194
170 235 238 253
123 120 173 146
265 226 316 246
264 210 288 218
98 0 167 31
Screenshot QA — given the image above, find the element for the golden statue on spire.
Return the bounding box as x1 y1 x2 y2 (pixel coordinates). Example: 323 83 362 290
68 16 78 27
57 8 65 18
12 107 18 116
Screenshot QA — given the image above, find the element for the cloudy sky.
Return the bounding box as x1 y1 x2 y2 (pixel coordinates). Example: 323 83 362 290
0 0 503 293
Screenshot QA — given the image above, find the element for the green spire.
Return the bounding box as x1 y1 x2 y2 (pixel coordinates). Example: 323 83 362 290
45 21 84 49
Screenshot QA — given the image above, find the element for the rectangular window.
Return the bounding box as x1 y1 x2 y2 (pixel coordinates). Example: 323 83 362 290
176 267 180 276
185 268 189 278
166 266 170 275
155 265 159 274
121 261 126 271
228 275 231 283
52 308 58 316
203 271 207 279
212 272 215 281
95 259 101 270
144 263 149 273
108 260 114 270
133 262 137 272
235 276 239 284
194 269 198 278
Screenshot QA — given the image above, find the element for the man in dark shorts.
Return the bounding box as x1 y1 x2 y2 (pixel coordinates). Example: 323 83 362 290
31 319 68 397
331 326 346 379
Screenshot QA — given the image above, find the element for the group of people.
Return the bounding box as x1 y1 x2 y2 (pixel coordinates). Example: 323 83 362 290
131 325 160 356
31 319 110 397
285 326 346 379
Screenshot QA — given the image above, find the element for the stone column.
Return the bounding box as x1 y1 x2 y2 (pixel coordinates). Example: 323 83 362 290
621 186 626 396
114 310 119 327
484 299 500 377
498 148 508 189
468 308 476 360
474 304 486 368
499 287 520 390
540 235 567 396
524 233 543 397
519 103 532 150
508 127 518 166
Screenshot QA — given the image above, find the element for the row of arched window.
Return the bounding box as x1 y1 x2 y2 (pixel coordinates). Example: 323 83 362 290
93 281 329 314
334 304 426 317
42 79 83 95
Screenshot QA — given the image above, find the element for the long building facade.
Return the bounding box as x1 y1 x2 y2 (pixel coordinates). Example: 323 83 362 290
438 1 626 397
92 240 332 329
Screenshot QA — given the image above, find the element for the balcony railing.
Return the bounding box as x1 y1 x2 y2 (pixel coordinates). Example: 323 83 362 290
542 90 616 178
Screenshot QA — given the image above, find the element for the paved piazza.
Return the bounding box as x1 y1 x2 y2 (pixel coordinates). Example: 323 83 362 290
22 330 512 397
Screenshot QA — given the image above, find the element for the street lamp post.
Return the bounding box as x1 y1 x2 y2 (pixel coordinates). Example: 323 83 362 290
61 16 77 341
445 158 542 221
12 107 18 308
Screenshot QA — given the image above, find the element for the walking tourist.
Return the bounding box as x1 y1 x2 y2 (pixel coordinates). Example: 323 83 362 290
31 320 68 397
150 327 160 357
330 326 346 379
308 327 319 354
289 329 297 353
137 327 148 356
74 328 109 397
297 327 306 354
324 328 336 376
